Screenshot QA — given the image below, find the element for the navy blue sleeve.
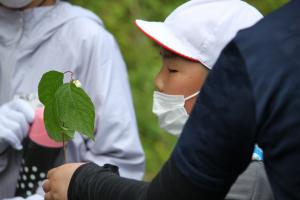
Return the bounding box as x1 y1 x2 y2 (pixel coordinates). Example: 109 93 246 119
67 42 258 200
68 162 149 200
172 40 257 197
69 2 300 199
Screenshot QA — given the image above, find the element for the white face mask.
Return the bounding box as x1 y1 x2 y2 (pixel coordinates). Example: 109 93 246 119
0 0 33 9
152 91 199 137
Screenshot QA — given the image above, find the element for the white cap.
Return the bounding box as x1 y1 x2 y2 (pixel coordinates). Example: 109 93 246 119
135 0 263 69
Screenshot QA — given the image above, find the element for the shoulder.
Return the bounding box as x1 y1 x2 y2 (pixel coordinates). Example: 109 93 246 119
228 0 300 82
54 2 114 43
234 0 300 55
65 19 111 43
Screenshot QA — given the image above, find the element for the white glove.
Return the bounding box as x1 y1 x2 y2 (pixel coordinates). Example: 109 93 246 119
0 98 35 152
26 195 43 200
26 194 43 200
3 194 43 200
3 197 24 200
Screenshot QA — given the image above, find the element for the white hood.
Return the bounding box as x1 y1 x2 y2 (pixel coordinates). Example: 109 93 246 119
0 1 103 50
0 1 103 103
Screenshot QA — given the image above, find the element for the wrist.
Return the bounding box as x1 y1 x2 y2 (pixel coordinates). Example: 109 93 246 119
67 162 94 200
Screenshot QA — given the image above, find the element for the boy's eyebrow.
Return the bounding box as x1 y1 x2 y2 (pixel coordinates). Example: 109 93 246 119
159 50 165 57
160 49 177 58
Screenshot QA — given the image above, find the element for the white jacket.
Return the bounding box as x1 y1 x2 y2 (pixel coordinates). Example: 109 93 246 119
0 1 145 199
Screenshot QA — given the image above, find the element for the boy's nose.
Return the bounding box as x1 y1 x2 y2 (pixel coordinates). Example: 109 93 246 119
154 73 164 92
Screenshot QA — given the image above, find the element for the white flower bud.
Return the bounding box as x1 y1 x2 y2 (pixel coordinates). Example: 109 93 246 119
73 80 82 88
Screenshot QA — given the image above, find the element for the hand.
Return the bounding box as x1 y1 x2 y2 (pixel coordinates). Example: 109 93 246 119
43 163 84 200
0 98 35 152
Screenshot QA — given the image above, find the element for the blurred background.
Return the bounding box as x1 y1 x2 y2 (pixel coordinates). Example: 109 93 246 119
70 0 288 181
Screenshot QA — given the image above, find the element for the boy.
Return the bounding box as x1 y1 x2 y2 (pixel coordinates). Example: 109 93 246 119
135 1 271 198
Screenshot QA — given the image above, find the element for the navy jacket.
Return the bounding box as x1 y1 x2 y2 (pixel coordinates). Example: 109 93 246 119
67 1 300 200
173 0 300 199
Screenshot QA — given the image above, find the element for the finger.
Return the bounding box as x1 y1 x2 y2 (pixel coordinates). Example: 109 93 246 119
2 109 29 140
1 128 23 150
12 98 35 122
2 109 26 130
47 167 56 179
44 192 53 200
43 179 51 193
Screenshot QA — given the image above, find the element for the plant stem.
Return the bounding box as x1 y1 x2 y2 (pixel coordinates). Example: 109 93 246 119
63 133 67 162
64 71 74 82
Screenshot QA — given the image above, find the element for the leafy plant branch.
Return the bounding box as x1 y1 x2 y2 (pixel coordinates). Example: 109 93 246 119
38 70 95 160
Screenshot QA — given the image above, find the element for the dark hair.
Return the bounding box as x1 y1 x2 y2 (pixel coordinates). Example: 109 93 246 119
160 48 179 59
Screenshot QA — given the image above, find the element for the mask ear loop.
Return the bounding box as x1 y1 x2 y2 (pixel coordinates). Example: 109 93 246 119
184 91 200 101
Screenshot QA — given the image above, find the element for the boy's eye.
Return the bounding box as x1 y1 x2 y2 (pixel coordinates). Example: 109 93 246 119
168 68 178 73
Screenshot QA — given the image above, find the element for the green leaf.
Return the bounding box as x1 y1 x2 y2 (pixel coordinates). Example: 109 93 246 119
54 83 95 140
38 70 95 142
38 71 64 106
44 100 74 142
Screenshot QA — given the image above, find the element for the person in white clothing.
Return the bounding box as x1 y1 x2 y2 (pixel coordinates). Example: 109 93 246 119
0 0 145 199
